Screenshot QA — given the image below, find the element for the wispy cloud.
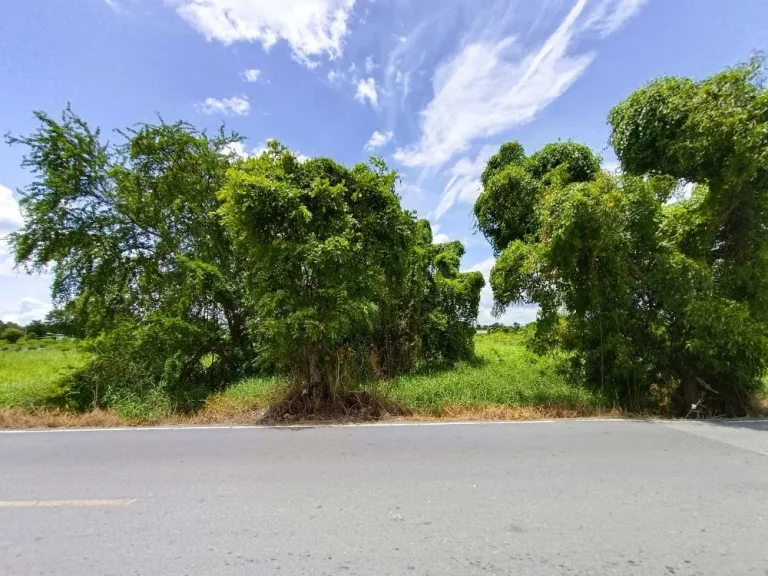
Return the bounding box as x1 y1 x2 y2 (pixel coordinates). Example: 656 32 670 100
434 145 495 220
195 96 251 116
354 77 378 107
0 296 52 324
394 0 647 170
365 130 393 150
172 0 357 67
104 0 128 14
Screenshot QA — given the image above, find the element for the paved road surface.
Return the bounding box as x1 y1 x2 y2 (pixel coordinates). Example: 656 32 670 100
1 420 767 575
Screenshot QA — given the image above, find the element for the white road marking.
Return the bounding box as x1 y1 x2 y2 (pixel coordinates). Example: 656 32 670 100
0 499 137 508
0 419 646 434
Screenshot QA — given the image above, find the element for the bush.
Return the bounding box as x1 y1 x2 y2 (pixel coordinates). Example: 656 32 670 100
0 327 24 344
62 317 251 412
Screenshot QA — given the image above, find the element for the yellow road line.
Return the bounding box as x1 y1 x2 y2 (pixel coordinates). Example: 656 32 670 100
0 499 137 508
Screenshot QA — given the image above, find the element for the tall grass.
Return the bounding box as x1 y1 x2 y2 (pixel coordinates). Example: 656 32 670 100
0 344 88 408
0 334 609 423
390 333 605 413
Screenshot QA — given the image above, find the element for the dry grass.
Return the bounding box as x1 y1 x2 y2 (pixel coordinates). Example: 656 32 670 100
419 402 624 421
0 403 629 429
752 394 768 416
0 407 126 429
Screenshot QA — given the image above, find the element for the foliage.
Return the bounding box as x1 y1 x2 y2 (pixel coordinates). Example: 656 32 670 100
391 332 603 414
218 143 484 403
9 112 483 413
0 327 24 344
0 343 87 408
475 60 768 415
7 108 257 410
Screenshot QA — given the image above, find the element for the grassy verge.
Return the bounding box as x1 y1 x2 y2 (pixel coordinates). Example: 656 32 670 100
0 334 619 427
4 334 764 428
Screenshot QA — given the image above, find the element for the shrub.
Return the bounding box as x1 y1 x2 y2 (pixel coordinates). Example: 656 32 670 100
0 327 24 344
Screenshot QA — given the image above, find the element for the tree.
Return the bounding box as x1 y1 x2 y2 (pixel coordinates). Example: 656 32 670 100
9 110 484 415
474 60 768 415
7 108 257 409
609 57 768 410
218 143 484 406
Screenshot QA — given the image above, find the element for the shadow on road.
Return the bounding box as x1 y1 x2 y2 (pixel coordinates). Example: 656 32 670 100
705 419 768 432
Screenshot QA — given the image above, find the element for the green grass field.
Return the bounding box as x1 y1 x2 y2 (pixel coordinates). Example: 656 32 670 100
197 333 604 416
0 343 88 408
1 333 595 419
390 333 604 413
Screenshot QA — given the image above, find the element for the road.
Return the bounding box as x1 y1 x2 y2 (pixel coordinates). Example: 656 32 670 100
1 420 767 575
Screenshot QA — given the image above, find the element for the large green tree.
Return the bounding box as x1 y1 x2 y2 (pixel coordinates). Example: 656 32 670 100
7 108 256 409
9 111 484 413
475 60 768 415
219 143 483 403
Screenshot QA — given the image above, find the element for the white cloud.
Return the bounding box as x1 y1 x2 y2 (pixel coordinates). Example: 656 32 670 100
240 68 262 83
430 223 449 244
365 55 376 73
0 185 23 235
397 182 423 197
327 69 344 83
173 0 356 67
0 297 52 325
224 142 250 158
434 145 495 220
354 77 378 107
0 187 23 278
105 0 127 14
364 130 393 150
583 0 649 36
0 238 17 277
394 0 646 169
464 257 539 326
195 96 251 116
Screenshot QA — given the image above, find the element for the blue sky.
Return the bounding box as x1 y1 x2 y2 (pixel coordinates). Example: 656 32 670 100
1 0 767 325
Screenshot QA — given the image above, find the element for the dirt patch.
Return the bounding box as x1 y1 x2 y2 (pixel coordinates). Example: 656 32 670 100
261 389 410 423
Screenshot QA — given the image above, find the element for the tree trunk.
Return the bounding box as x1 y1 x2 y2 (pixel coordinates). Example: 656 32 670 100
683 377 699 408
307 351 326 402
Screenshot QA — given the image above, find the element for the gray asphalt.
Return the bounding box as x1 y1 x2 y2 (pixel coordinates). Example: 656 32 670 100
1 420 767 576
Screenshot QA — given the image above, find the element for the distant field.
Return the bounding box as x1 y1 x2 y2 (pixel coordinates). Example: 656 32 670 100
0 343 88 408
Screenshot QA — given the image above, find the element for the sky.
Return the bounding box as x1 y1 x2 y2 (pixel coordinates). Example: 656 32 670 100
1 0 767 326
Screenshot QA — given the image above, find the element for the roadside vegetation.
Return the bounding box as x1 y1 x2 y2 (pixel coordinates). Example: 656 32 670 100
0 339 86 408
2 59 768 426
0 331 613 426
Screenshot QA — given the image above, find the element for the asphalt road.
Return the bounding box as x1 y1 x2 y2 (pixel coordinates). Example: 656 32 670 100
1 420 767 576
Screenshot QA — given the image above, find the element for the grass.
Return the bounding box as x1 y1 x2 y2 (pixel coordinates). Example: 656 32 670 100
390 333 606 415
0 343 88 408
10 332 749 428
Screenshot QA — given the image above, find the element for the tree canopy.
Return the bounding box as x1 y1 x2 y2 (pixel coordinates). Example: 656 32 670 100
475 60 768 415
7 111 483 413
